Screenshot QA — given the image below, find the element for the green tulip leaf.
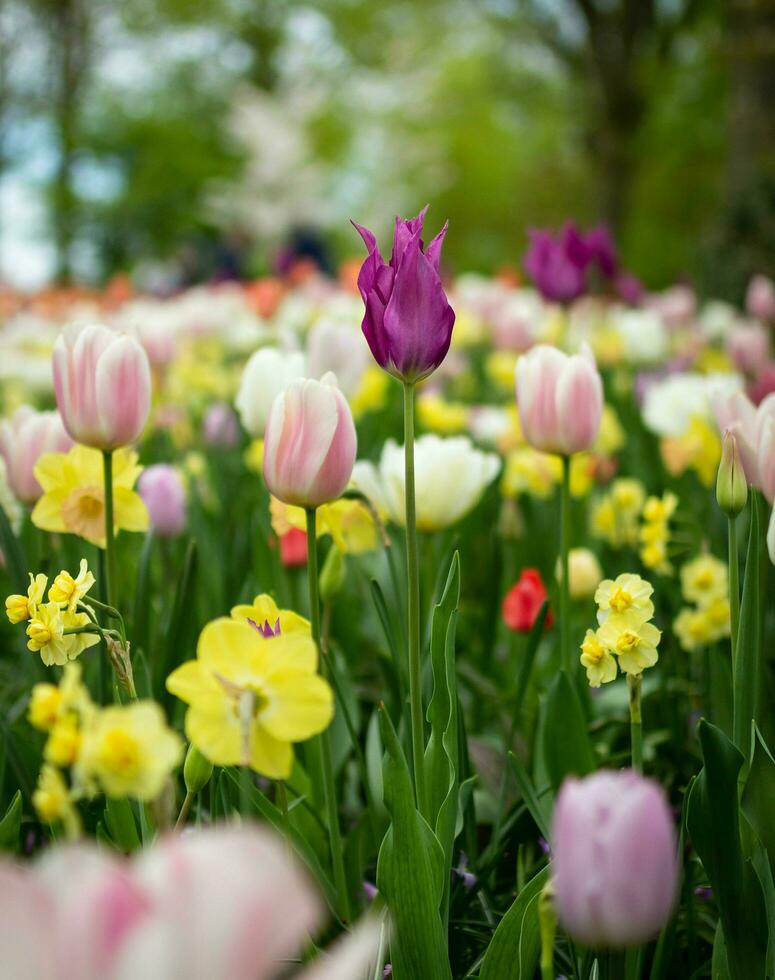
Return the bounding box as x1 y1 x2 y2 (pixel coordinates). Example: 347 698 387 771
541 671 596 793
479 864 550 980
0 791 22 853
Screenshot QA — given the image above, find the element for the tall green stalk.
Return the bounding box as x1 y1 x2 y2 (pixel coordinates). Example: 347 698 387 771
628 673 643 773
102 450 117 608
559 454 572 674
728 515 740 670
305 507 351 922
402 380 427 816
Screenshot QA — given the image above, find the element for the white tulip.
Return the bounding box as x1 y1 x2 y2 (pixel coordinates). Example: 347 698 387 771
351 435 501 531
235 347 306 437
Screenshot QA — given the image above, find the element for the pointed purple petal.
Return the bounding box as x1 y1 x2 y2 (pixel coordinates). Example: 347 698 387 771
425 220 449 272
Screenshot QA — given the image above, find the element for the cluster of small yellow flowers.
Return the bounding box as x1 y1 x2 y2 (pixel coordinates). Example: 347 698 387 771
579 573 662 687
166 596 332 779
5 560 101 666
590 478 647 548
639 492 678 574
29 663 182 837
673 553 730 651
660 417 721 488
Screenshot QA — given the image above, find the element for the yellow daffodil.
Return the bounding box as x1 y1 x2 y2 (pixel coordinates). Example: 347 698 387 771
5 572 47 624
166 618 333 779
76 702 182 801
25 602 99 667
349 366 390 420
48 559 95 612
485 351 519 393
580 628 618 687
417 394 470 434
702 594 731 642
674 607 712 651
28 683 62 731
230 593 310 637
642 492 678 525
244 438 264 475
680 555 727 607
597 618 661 675
45 715 82 767
570 454 596 499
33 765 80 839
501 448 560 500
595 573 655 629
590 479 646 548
31 446 148 547
661 417 721 488
594 404 626 457
271 496 378 555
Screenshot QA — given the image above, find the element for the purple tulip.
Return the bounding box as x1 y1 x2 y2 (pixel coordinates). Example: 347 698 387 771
523 227 588 304
352 207 456 382
202 402 239 448
138 464 187 538
552 770 679 947
524 223 624 304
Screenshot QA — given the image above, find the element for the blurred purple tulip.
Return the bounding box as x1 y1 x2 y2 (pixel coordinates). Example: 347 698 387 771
524 223 629 304
138 464 186 538
352 207 456 382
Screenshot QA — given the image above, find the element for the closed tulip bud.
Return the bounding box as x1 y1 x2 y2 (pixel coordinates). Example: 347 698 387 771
184 744 213 795
138 464 186 537
263 373 357 509
235 347 306 438
717 431 748 516
516 344 603 456
553 770 678 947
0 406 73 504
319 545 345 604
352 207 456 382
53 323 152 450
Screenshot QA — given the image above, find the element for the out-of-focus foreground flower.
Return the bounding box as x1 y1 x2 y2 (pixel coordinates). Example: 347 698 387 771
552 770 678 947
0 826 382 980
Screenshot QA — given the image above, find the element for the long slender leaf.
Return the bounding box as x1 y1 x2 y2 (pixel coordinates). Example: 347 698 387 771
0 791 22 852
733 495 762 757
479 865 550 980
686 720 767 980
377 708 452 980
541 671 595 793
507 751 551 841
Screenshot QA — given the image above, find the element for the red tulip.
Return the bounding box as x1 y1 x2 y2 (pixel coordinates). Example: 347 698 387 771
502 568 553 632
280 527 308 567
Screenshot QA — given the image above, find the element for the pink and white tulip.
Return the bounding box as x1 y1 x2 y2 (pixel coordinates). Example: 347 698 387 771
552 770 678 947
53 323 152 451
0 826 381 980
263 373 357 508
515 343 603 455
0 406 73 504
711 389 775 490
726 321 770 375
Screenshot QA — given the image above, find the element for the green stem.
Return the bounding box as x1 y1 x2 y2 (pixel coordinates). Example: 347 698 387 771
240 764 252 819
305 507 351 922
174 791 194 830
728 515 739 671
102 450 117 609
560 454 572 674
403 380 427 816
628 672 643 773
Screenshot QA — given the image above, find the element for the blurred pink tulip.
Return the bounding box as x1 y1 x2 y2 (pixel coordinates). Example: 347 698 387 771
138 464 187 537
264 373 357 508
726 321 770 375
0 406 73 504
746 274 775 322
53 323 152 450
515 344 603 455
552 770 678 947
0 826 381 980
